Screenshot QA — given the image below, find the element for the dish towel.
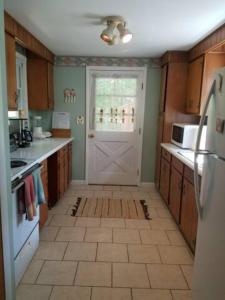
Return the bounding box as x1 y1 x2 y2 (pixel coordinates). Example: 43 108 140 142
23 174 37 221
32 168 46 205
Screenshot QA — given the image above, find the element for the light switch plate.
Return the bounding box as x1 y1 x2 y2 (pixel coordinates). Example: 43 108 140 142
76 115 84 125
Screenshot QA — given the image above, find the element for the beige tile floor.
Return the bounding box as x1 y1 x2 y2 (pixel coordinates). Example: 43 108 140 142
16 184 194 300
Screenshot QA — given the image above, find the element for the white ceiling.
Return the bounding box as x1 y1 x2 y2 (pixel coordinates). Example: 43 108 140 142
4 0 225 57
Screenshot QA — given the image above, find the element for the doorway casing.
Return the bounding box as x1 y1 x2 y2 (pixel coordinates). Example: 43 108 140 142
85 66 147 186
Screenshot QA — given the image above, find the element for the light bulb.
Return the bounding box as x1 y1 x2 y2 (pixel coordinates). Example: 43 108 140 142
117 23 133 44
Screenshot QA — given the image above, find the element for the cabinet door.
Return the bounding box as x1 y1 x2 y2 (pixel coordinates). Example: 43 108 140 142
159 157 170 204
186 56 204 114
27 56 48 110
180 178 198 251
59 149 65 197
169 166 182 223
64 146 68 190
159 64 168 112
5 32 17 110
47 63 54 109
68 143 72 183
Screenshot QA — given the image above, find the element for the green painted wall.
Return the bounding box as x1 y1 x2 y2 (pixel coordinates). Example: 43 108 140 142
142 68 161 182
29 110 53 131
54 67 86 180
54 66 161 182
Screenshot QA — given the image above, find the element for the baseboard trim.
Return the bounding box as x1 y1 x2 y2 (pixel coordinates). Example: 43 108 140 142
139 182 155 187
71 180 155 187
71 180 87 185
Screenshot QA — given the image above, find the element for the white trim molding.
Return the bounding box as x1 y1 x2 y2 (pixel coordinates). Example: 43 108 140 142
85 65 147 186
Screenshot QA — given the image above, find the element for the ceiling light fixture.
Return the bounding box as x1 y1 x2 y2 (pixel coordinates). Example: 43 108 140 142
117 23 133 44
100 16 133 46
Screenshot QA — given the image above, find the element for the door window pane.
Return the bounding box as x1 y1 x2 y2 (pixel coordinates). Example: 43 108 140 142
95 77 137 132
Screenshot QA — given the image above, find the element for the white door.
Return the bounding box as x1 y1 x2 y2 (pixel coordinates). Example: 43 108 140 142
86 67 146 185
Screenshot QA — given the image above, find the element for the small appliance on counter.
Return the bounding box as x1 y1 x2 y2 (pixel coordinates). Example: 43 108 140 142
33 116 52 139
9 118 32 148
171 123 207 150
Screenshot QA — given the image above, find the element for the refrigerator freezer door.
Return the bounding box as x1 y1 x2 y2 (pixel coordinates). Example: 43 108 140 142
206 68 225 159
193 155 225 300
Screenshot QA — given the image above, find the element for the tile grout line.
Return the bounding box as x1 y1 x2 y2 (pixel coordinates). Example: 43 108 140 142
95 242 98 262
145 263 152 289
111 262 113 288
53 226 61 242
130 287 133 300
90 286 93 300
47 286 54 300
34 259 46 285
62 241 70 260
126 243 130 263
179 264 191 290
72 260 79 286
156 244 163 264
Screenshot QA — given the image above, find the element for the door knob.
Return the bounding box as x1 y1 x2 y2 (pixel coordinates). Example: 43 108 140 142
88 133 95 138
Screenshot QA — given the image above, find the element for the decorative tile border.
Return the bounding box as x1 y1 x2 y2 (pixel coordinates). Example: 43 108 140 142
55 56 161 68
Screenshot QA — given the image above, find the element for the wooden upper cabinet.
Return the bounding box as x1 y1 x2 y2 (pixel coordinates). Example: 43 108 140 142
159 64 168 112
47 62 54 110
5 32 17 110
4 12 55 64
15 22 29 46
200 53 225 114
4 12 16 36
27 54 54 110
186 56 204 114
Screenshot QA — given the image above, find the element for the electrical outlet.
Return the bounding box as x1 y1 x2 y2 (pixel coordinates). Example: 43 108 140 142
76 115 84 125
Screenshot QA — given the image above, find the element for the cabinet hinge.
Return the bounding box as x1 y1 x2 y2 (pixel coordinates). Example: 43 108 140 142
139 128 141 135
137 169 140 176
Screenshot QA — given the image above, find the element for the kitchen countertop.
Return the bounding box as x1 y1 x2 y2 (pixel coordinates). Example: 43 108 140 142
161 143 203 176
10 137 73 181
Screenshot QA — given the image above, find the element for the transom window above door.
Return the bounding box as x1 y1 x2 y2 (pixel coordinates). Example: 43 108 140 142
94 77 138 132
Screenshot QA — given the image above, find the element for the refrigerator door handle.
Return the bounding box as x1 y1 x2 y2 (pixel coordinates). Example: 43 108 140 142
194 78 218 219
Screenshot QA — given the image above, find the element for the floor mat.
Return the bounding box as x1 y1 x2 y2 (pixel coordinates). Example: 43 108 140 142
71 198 151 219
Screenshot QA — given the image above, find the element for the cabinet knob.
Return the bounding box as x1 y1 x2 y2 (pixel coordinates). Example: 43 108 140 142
88 133 95 138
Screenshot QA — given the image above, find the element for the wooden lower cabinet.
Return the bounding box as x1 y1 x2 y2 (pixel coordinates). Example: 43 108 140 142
169 166 182 223
48 143 72 208
68 142 72 183
5 32 17 110
180 177 198 251
39 159 49 227
159 147 198 253
159 157 170 204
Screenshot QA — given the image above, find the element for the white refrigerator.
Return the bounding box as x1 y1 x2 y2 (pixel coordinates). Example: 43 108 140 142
193 67 225 300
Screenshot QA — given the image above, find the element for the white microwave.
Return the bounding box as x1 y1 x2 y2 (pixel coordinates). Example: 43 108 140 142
171 123 206 149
